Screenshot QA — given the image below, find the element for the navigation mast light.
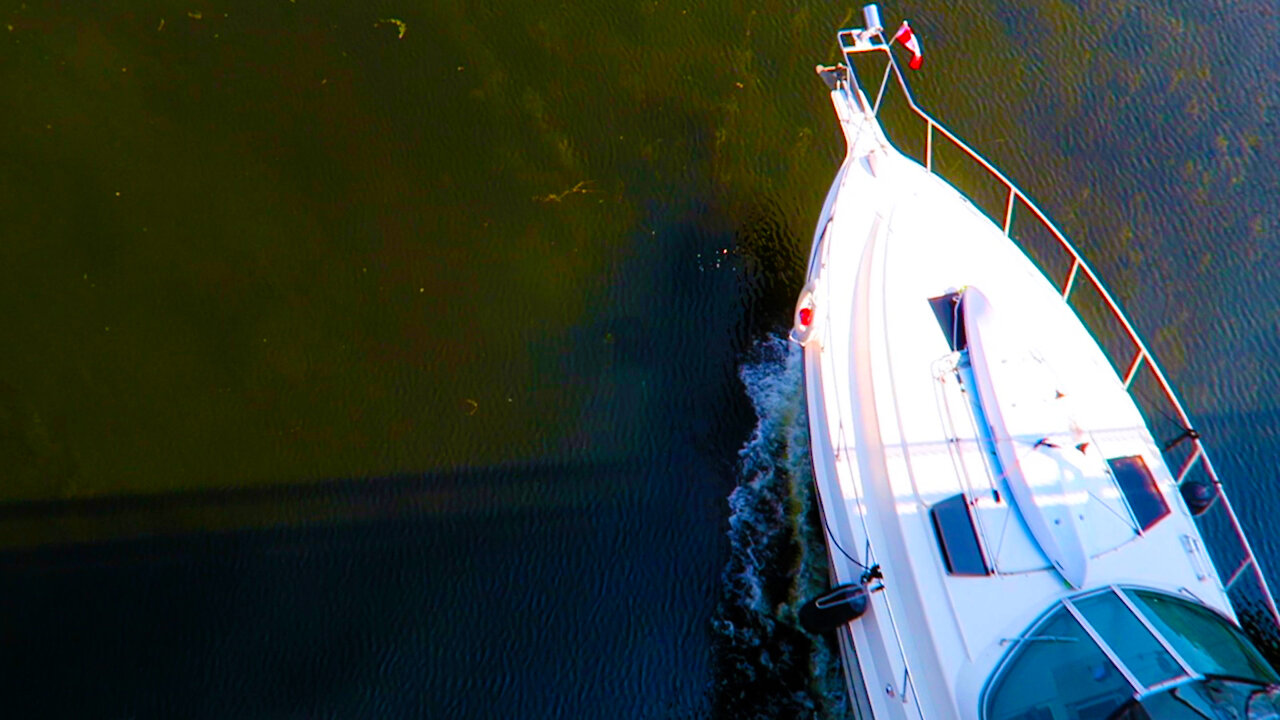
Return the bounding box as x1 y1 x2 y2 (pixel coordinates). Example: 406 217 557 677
862 4 883 35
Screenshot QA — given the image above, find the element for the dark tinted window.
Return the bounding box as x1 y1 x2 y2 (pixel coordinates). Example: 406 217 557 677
928 292 967 351
1107 456 1170 531
985 607 1132 720
1129 590 1278 683
930 493 989 575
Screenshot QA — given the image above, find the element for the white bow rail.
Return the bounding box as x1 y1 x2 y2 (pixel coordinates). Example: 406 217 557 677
835 24 1280 630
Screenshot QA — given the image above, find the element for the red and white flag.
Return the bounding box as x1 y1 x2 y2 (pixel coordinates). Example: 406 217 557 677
892 21 924 70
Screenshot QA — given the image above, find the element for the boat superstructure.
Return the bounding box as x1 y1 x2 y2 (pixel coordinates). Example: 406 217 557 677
793 7 1280 720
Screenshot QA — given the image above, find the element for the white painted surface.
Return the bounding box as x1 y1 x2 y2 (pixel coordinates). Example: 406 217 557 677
800 82 1235 720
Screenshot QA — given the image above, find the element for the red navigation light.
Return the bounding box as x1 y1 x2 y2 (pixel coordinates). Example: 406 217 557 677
799 307 814 327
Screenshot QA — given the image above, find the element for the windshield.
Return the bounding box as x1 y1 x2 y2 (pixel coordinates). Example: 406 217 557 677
1107 677 1280 720
985 606 1135 720
1128 590 1278 684
984 588 1279 720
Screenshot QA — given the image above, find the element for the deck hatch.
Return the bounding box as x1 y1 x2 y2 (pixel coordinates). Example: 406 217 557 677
1106 456 1169 531
930 493 990 575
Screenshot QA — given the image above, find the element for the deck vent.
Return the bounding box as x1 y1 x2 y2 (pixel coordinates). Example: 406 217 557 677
1107 455 1170 531
930 493 990 575
928 292 967 351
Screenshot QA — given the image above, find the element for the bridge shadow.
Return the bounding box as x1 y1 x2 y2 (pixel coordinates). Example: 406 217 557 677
0 457 650 556
0 455 722 719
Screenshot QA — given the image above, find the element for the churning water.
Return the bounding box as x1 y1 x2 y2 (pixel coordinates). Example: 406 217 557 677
712 335 851 720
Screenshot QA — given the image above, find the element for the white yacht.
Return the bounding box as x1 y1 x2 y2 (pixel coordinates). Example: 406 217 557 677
792 7 1280 720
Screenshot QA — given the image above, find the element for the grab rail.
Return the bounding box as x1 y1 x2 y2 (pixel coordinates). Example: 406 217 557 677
835 31 1280 629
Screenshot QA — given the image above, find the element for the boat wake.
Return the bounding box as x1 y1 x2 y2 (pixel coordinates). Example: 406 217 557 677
711 335 851 720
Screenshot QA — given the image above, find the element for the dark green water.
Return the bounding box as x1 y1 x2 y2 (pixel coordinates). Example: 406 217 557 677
0 0 833 504
1 0 1278 716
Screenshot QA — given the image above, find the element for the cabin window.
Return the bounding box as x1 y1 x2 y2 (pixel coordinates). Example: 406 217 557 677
1106 456 1170 531
930 493 989 576
928 292 967 351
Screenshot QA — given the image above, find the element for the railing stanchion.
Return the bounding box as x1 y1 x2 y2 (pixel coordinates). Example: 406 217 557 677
1226 560 1252 592
1176 444 1204 484
1003 188 1016 236
925 121 933 172
873 61 893 114
1062 259 1081 300
1123 351 1145 390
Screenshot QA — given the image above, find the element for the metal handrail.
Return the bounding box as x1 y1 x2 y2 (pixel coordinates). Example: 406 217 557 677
835 30 1280 628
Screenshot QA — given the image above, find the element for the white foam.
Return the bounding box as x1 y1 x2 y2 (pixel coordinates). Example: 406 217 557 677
711 335 852 719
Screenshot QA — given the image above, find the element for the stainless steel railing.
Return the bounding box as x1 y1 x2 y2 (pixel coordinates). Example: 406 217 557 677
835 30 1280 629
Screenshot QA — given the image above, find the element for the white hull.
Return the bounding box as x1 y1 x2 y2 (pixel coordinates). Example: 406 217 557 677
794 26 1279 720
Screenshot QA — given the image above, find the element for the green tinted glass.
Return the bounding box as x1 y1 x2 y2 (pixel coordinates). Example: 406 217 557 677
987 608 1133 720
1075 592 1183 686
1129 590 1278 683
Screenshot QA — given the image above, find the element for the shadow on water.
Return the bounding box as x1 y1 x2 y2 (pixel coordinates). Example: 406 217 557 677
0 458 652 551
0 456 724 719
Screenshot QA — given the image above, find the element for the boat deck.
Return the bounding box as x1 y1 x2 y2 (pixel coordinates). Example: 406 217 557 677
801 82 1234 720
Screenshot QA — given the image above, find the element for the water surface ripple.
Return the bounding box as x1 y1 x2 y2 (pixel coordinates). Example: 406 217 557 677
0 0 1276 716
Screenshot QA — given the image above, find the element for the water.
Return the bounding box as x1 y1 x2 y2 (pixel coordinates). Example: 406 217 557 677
712 336 848 719
1 0 1278 717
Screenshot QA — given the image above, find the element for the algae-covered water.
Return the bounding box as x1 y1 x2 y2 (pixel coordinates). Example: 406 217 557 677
1 0 1277 716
